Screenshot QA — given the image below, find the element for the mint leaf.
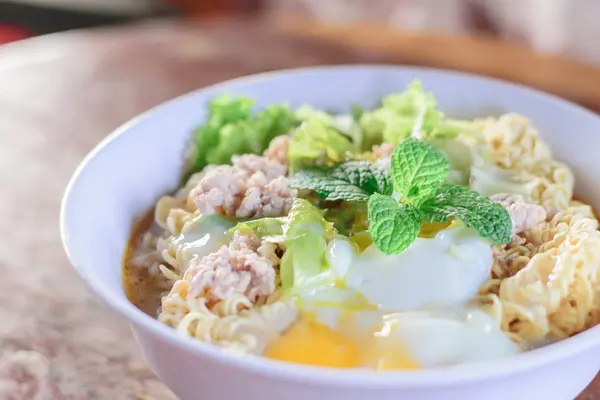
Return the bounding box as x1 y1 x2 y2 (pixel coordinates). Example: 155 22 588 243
290 170 370 202
290 161 391 202
331 161 392 196
419 184 512 244
368 193 421 255
391 137 448 205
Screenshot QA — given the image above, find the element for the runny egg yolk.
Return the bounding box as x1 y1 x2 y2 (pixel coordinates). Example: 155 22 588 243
264 314 420 370
265 318 362 368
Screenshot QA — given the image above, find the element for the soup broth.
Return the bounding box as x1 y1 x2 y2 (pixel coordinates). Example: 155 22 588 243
122 210 165 316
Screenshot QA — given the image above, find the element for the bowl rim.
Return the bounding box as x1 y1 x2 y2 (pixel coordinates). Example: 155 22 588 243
60 64 600 387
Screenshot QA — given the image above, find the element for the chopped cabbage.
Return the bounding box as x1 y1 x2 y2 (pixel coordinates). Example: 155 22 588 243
359 81 480 146
288 118 355 173
280 199 335 296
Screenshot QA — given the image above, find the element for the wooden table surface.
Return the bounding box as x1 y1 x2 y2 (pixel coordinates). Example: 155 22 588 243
1 16 598 399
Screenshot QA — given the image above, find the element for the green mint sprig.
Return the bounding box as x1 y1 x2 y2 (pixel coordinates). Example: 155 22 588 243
289 137 512 255
418 184 512 245
368 194 421 254
369 137 512 254
391 136 448 205
290 161 392 202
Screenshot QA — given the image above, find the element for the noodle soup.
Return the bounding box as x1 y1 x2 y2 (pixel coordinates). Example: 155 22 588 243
122 81 600 370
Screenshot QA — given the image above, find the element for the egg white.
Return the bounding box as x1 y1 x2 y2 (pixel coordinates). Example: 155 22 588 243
376 306 521 367
344 227 494 311
289 227 519 369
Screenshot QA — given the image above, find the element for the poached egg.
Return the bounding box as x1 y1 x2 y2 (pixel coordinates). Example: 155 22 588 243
265 227 520 369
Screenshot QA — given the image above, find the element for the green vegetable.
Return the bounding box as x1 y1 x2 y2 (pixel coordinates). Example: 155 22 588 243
350 104 365 123
295 104 378 152
360 109 412 147
280 199 335 295
296 104 366 146
255 104 301 152
359 80 476 146
289 161 392 202
191 95 252 172
439 119 484 141
324 201 368 236
419 185 513 245
332 161 393 197
288 118 355 173
188 95 299 178
390 137 448 206
295 105 334 124
367 138 512 255
205 123 251 165
227 217 286 239
368 194 421 254
207 94 255 125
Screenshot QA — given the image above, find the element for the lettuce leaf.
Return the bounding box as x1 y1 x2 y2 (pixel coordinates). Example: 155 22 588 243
280 199 335 296
295 105 367 151
227 217 286 239
288 118 355 173
188 95 299 177
350 104 364 122
190 95 252 172
255 104 301 152
207 93 254 125
295 105 333 124
360 108 413 146
359 81 477 146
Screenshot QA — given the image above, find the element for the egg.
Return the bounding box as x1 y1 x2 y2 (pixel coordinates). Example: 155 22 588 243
344 227 493 311
264 227 515 370
264 309 420 370
265 304 519 370
326 236 355 279
168 215 236 269
375 307 521 367
264 314 363 368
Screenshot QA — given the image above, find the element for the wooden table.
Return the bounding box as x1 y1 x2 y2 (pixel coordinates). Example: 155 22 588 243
1 16 598 399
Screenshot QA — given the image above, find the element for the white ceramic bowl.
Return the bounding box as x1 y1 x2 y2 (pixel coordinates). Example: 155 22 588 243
61 66 600 400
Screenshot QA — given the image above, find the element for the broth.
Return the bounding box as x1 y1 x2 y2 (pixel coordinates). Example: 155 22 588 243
122 209 165 316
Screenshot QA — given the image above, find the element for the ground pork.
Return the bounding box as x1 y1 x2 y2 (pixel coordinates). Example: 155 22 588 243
373 143 395 159
189 165 245 216
189 153 296 218
263 135 290 167
491 193 547 236
237 176 297 218
372 143 395 170
231 154 286 181
185 232 278 305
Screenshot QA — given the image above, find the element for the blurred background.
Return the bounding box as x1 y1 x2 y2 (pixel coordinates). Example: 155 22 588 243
1 0 600 66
